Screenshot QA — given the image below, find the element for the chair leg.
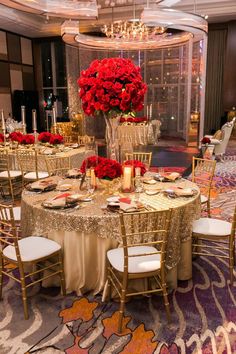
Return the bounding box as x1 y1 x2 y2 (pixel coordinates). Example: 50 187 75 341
207 200 211 218
229 249 234 285
106 267 112 302
162 282 171 324
58 251 66 296
21 280 29 319
118 287 127 334
0 255 3 300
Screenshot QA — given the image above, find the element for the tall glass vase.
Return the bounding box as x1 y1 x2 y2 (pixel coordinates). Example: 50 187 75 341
104 114 120 161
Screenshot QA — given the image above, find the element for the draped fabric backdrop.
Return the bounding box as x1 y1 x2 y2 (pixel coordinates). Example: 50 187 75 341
204 27 227 134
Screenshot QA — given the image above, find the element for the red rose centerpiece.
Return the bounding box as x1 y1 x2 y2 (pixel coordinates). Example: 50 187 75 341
21 134 35 145
94 158 122 180
201 137 211 145
80 155 104 174
0 133 4 143
38 132 52 143
124 160 146 176
49 134 63 145
77 57 147 160
9 131 23 143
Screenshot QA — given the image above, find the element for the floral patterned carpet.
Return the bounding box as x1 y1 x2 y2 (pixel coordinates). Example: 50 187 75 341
0 150 235 354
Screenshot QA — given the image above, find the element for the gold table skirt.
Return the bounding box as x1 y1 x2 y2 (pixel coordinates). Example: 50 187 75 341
21 179 201 294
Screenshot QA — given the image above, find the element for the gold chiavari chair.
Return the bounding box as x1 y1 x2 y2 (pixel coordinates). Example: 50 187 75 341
192 157 216 217
192 206 236 284
78 135 95 145
0 203 66 319
63 136 73 144
125 152 152 168
105 209 171 333
0 149 22 203
17 149 49 186
45 155 71 176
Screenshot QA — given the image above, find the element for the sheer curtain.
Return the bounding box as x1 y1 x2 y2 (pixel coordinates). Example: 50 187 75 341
204 28 227 134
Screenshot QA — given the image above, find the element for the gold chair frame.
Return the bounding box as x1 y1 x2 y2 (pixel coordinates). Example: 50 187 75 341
78 135 95 145
17 148 48 185
0 203 66 319
0 149 22 203
125 152 152 168
192 157 216 217
106 209 171 333
45 155 71 176
192 206 236 284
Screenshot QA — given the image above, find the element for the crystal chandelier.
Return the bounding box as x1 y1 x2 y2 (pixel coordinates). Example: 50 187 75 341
101 19 166 40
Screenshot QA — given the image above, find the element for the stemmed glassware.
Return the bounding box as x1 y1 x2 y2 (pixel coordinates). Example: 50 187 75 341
158 167 164 183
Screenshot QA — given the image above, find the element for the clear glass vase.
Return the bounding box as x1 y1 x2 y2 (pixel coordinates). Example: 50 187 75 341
104 114 120 161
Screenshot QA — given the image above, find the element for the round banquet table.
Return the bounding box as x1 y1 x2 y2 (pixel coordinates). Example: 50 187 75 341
21 178 201 295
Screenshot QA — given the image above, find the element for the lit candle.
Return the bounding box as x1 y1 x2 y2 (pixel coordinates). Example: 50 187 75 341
135 167 141 176
32 109 37 131
122 165 132 191
1 109 5 133
90 168 97 188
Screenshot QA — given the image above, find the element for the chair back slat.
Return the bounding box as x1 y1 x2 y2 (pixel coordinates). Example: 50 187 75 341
125 152 152 168
192 157 216 197
119 209 171 268
45 156 71 176
17 148 39 179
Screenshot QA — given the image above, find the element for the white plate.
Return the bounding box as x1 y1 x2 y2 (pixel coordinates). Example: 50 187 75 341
143 179 157 185
106 196 120 203
108 201 120 207
145 190 160 196
56 184 72 191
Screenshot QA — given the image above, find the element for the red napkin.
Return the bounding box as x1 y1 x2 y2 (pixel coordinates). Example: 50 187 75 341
119 197 131 204
53 193 71 200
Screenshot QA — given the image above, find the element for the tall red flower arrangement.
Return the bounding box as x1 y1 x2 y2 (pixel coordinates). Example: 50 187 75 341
77 57 147 117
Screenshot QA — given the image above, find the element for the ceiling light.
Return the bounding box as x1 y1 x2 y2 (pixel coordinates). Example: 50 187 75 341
101 19 166 40
10 0 98 18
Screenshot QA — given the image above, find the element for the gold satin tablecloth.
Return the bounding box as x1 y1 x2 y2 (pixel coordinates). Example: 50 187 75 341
21 178 201 295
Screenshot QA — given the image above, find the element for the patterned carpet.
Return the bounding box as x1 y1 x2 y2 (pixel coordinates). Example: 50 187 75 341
0 150 235 354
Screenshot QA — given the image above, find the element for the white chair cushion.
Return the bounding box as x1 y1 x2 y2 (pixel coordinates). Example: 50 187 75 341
5 206 21 221
200 195 208 203
0 170 22 178
107 246 161 273
24 172 49 180
3 236 61 262
192 218 232 236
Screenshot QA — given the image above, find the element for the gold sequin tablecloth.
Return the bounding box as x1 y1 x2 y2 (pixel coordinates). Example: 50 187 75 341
21 179 201 294
117 124 154 145
9 147 85 171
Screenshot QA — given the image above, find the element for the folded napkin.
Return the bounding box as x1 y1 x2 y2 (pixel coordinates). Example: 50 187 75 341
41 148 53 155
67 168 82 177
119 198 144 212
174 188 193 197
165 172 181 181
30 179 57 191
43 193 72 208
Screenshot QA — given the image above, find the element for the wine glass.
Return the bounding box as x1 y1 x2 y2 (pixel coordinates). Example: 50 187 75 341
159 167 164 183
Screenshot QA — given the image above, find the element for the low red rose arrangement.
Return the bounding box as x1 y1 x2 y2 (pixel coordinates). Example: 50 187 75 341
201 137 211 144
124 160 147 176
0 133 4 143
9 132 34 144
120 116 147 124
9 131 23 143
80 155 122 180
21 134 35 145
78 57 147 117
80 155 104 174
38 132 64 145
94 158 122 180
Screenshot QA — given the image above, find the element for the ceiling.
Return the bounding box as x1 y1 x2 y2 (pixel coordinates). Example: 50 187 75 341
0 0 236 38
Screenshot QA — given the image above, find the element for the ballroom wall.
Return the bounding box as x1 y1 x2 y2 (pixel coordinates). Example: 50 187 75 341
0 29 34 119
